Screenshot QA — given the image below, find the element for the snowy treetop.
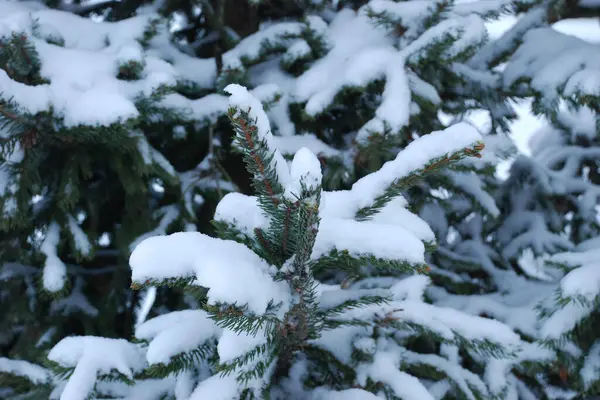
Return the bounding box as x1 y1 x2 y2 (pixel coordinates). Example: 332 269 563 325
115 86 533 399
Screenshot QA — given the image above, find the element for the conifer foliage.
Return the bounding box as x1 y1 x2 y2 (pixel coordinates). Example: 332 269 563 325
0 0 233 395
31 85 527 400
496 3 600 396
0 0 598 399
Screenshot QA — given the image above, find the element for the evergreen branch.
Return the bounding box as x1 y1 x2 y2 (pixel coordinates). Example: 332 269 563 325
0 372 49 396
0 33 45 85
386 319 518 359
234 355 277 385
275 187 322 275
205 302 282 337
212 220 266 258
458 336 519 359
227 107 284 208
254 227 276 259
321 318 371 330
537 288 600 320
302 345 356 389
355 143 485 220
319 295 390 319
537 296 600 351
43 360 72 381
311 248 430 276
404 361 492 400
97 370 135 385
130 276 197 290
141 342 215 379
362 379 400 400
0 98 35 158
216 336 275 379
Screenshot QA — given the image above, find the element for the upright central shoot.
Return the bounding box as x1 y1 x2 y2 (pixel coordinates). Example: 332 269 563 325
222 83 325 381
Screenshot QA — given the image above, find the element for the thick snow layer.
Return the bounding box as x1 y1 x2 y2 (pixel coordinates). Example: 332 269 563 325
370 197 436 243
129 232 291 315
312 388 381 400
210 112 481 269
291 5 488 142
351 122 482 210
285 147 323 200
404 349 489 399
0 4 176 126
189 374 240 400
160 84 280 125
333 296 521 348
0 357 50 384
313 217 425 264
540 248 600 339
504 28 600 100
0 1 299 130
553 249 600 299
48 336 145 400
222 22 304 70
449 171 500 217
95 377 175 400
316 325 372 365
215 189 429 266
398 300 521 346
214 192 268 235
217 327 268 364
136 310 221 365
357 349 435 400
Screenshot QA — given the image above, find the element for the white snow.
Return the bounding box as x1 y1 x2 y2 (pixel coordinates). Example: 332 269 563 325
0 5 178 127
581 341 600 390
357 348 435 400
40 221 67 292
285 147 323 200
371 196 436 243
272 134 341 158
217 327 268 364
136 310 221 365
540 248 600 339
48 336 145 400
134 287 157 328
0 357 50 384
553 249 600 299
129 232 291 316
67 215 91 257
225 84 291 189
313 217 425 264
188 374 240 400
351 122 482 210
313 388 381 400
214 192 269 235
1 1 595 398
222 22 304 70
503 27 600 103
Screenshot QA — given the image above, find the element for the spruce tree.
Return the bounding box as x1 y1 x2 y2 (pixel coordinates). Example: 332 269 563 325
0 0 234 396
494 1 600 397
23 84 528 400
0 0 596 399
